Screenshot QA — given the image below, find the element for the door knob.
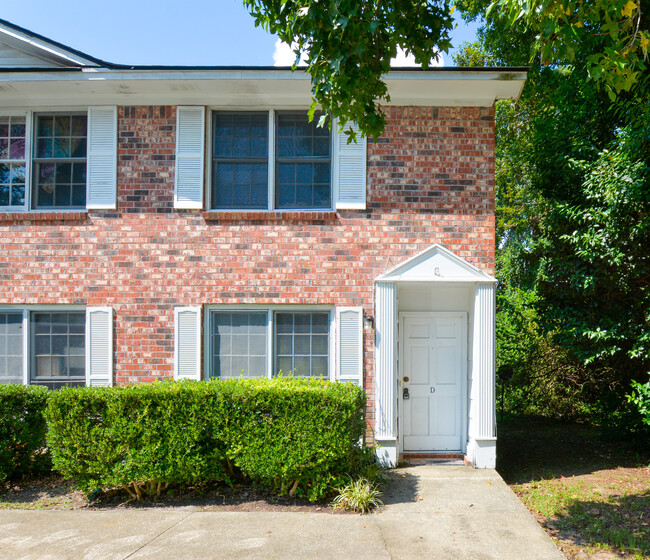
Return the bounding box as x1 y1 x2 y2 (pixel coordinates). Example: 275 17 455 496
403 376 409 383
403 387 410 400
430 387 436 393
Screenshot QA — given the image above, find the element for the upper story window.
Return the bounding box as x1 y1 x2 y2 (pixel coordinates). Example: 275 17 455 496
275 112 331 209
0 107 117 213
0 112 87 211
210 110 331 211
33 114 87 209
212 112 268 210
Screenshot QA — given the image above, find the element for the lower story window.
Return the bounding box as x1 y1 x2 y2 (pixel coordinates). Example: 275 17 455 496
0 312 23 385
208 309 330 379
275 312 329 378
210 311 267 379
0 310 85 389
31 312 85 390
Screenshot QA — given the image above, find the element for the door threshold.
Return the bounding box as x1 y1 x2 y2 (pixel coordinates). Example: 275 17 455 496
401 452 465 466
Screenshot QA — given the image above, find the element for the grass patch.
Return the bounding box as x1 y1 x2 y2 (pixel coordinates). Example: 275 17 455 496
499 418 649 560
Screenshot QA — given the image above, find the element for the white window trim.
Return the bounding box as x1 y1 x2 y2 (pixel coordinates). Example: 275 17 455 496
206 108 335 213
204 305 335 381
0 305 87 386
0 108 90 213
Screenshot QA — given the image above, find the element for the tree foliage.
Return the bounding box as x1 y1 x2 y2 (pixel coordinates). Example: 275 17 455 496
455 0 650 431
489 0 649 99
243 0 454 139
245 0 647 138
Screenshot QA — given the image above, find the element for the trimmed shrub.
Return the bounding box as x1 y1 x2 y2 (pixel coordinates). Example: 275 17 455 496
45 378 366 501
215 377 366 500
45 382 229 498
0 384 50 482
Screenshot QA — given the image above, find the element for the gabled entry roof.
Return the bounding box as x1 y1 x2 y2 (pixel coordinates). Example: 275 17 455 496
376 244 496 283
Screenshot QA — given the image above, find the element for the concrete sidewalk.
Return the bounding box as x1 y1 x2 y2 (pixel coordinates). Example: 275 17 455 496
0 465 564 560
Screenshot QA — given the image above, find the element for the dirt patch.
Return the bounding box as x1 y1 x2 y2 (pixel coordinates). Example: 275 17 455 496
0 475 349 513
499 419 650 560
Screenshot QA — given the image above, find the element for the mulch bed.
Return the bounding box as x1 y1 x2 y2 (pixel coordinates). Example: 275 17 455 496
0 475 350 513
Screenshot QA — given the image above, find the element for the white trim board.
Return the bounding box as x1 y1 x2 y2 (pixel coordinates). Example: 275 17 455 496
0 69 527 108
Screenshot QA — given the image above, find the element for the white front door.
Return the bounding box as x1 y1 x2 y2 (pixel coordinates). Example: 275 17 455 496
401 314 464 451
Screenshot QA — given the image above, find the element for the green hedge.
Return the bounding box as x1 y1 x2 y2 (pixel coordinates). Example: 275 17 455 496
0 384 50 482
45 378 366 500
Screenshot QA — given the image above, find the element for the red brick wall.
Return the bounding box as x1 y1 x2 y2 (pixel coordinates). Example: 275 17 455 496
0 104 495 425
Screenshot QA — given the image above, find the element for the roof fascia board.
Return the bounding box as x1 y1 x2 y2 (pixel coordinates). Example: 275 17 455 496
0 68 527 107
0 67 528 80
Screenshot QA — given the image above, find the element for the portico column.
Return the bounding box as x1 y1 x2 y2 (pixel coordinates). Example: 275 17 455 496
468 282 497 468
374 281 397 466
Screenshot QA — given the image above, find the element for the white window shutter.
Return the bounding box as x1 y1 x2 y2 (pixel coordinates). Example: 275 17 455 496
87 106 117 209
174 307 202 381
336 307 363 386
85 307 113 387
333 121 367 210
174 106 205 209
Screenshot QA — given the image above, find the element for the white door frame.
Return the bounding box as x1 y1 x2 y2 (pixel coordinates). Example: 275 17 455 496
398 311 468 454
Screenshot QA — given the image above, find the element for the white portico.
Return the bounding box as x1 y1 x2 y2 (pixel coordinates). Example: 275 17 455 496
374 245 497 468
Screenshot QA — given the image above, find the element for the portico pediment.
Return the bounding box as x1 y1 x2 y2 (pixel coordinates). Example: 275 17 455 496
376 244 495 283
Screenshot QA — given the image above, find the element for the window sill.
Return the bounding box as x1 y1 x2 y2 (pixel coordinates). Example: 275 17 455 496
0 211 89 223
202 211 339 223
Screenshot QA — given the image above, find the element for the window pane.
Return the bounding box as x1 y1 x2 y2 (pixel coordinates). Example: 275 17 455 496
30 312 85 389
210 311 268 379
0 312 23 384
34 114 87 209
274 312 329 378
0 117 26 160
211 112 268 210
275 112 331 210
0 116 27 208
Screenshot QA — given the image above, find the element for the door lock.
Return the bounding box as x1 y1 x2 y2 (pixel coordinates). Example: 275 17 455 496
403 387 410 400
403 376 409 383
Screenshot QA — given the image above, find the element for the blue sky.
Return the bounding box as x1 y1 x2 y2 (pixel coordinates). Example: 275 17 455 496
3 0 479 66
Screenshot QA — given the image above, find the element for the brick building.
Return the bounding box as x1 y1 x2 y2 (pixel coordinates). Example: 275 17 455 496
0 19 526 467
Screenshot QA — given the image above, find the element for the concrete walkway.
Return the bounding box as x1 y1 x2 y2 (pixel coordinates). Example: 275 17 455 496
0 465 564 560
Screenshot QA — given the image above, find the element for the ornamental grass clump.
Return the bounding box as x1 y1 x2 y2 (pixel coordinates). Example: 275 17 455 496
332 477 383 514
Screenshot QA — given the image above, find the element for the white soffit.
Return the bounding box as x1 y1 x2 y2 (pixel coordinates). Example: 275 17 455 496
376 244 496 283
0 69 527 108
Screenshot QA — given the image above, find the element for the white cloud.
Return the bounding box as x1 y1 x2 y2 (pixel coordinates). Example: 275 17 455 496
272 41 444 68
273 40 307 66
390 47 444 67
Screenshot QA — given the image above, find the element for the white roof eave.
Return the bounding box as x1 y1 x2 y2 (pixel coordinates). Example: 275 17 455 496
0 68 527 108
